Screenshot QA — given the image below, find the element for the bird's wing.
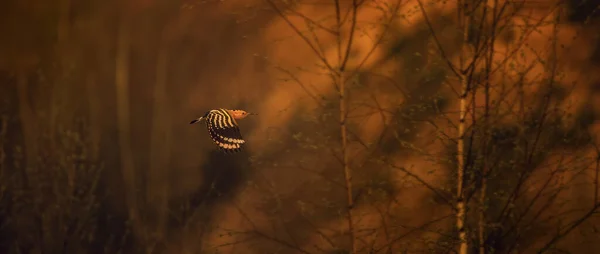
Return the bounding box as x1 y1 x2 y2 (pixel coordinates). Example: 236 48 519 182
205 110 245 153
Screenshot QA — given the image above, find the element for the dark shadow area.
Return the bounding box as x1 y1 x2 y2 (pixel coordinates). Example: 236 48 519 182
164 149 252 249
567 0 600 23
190 150 250 211
375 12 456 156
591 37 600 65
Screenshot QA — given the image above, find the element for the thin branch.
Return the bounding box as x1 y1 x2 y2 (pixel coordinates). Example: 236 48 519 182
334 0 358 251
287 8 338 35
386 163 454 209
535 202 600 253
340 0 358 71
373 214 454 253
231 200 312 254
415 0 461 78
265 0 335 72
346 1 402 79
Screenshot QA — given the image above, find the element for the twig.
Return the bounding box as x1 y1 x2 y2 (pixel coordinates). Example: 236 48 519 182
232 199 312 254
415 0 461 78
339 0 358 71
535 202 600 253
265 0 336 72
334 0 358 251
373 214 454 253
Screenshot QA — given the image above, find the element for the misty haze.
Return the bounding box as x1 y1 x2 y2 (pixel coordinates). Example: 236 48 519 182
1 0 600 253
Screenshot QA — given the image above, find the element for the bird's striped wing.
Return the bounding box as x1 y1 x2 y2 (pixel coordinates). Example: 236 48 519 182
205 109 246 153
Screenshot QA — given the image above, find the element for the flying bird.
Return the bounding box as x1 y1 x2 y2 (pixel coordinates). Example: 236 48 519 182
190 108 257 153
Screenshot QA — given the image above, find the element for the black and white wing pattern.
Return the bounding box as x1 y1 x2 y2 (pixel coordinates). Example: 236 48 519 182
204 109 246 153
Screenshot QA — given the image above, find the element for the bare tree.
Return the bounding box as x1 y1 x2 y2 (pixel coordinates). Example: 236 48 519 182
263 0 364 252
415 0 600 253
456 0 470 252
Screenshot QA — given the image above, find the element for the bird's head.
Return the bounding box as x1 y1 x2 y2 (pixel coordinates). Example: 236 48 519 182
228 109 257 119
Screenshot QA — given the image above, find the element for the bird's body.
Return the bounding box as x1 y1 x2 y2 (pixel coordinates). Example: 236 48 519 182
190 108 256 153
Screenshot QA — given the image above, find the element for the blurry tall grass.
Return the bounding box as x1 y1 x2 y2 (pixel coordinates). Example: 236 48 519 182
0 76 126 253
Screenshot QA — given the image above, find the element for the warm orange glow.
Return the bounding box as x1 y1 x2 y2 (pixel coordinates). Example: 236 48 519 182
1 0 599 253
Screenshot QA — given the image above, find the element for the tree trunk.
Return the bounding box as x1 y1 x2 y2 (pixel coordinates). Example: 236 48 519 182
147 29 172 240
85 72 101 161
16 69 38 171
115 13 139 229
338 70 355 253
456 0 470 253
478 1 497 253
50 0 72 134
334 0 357 252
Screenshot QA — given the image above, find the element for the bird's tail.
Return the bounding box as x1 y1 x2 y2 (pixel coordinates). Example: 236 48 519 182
189 117 204 124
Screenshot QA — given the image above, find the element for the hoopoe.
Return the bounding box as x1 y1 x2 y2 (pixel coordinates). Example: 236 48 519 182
189 108 257 153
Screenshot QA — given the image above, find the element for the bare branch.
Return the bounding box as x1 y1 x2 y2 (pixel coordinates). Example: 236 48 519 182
535 202 600 253
265 0 336 72
415 0 461 78
340 0 358 71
